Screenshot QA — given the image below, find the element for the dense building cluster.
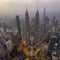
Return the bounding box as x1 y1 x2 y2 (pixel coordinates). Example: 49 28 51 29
0 8 60 60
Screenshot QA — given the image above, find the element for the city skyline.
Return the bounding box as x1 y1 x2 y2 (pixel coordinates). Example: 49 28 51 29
0 0 60 60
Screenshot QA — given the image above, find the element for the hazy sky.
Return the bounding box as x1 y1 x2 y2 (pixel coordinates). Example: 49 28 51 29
0 0 60 16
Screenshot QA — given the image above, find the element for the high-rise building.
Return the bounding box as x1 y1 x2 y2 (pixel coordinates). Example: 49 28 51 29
16 15 21 35
34 9 40 45
0 36 6 55
43 8 50 32
13 33 19 46
52 16 58 32
3 23 7 32
25 9 30 45
45 16 50 32
10 32 14 44
16 15 22 41
43 8 46 32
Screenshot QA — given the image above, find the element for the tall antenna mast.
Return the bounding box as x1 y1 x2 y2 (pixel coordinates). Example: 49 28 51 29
25 0 28 9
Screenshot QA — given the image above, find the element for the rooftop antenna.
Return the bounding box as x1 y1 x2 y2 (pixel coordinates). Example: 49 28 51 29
25 0 28 12
36 1 39 11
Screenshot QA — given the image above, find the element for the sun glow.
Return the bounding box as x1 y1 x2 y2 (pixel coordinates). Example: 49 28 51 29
0 0 8 5
0 0 60 15
0 0 57 5
0 0 34 4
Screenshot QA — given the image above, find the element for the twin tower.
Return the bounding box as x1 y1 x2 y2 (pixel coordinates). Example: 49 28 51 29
16 9 40 45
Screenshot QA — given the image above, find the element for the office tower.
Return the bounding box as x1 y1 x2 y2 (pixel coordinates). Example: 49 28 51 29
16 15 22 41
52 16 58 32
0 36 6 55
45 16 50 24
43 8 46 20
5 40 13 51
3 23 7 32
52 16 56 26
13 33 19 46
43 8 50 32
47 36 57 58
10 32 14 44
43 8 46 32
34 9 39 45
0 22 2 27
45 16 50 32
25 9 30 45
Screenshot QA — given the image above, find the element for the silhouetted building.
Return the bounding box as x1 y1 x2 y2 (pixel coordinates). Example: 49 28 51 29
43 8 46 32
0 22 2 27
52 16 56 26
52 16 58 32
3 23 7 32
0 36 6 55
45 16 50 32
16 15 22 41
43 8 50 32
34 9 40 45
47 36 57 58
25 9 30 45
10 32 14 44
48 37 57 51
13 33 20 46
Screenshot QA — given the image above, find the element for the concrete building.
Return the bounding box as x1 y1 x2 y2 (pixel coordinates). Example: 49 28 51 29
34 9 40 45
16 15 22 41
25 9 30 45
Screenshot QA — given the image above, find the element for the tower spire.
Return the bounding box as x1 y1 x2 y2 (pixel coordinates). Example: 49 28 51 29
25 7 30 45
37 8 39 13
34 8 39 45
26 7 28 13
36 8 39 17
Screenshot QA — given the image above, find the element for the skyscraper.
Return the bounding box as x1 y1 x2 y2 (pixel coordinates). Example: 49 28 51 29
34 9 40 45
16 15 22 41
10 32 14 44
43 8 46 20
3 23 7 32
0 36 6 55
43 8 50 32
25 9 30 45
